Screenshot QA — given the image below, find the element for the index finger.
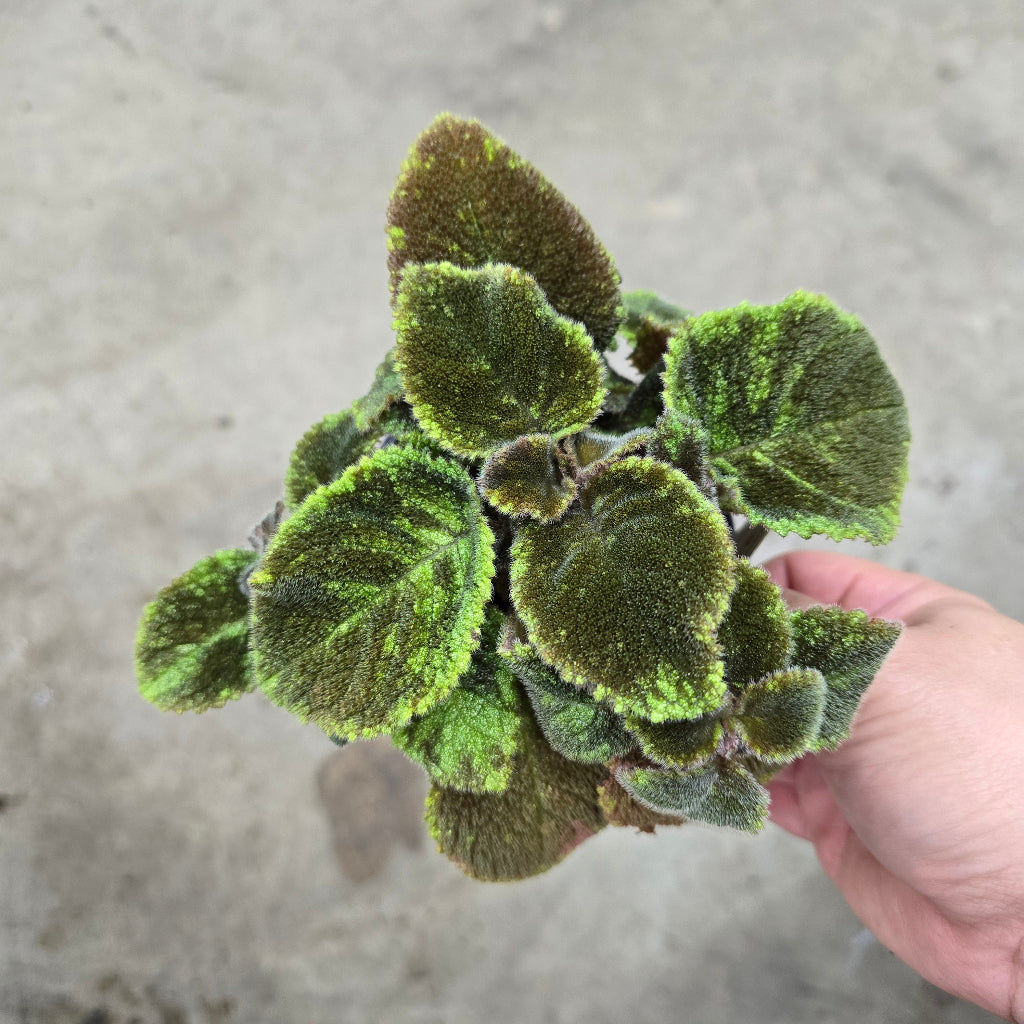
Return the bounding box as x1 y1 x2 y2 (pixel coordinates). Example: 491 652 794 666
762 551 959 619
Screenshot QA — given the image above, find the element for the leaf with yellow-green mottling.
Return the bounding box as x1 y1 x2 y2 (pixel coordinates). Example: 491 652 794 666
250 445 494 739
393 608 524 793
136 548 258 713
717 560 793 688
790 607 901 750
395 263 605 458
664 291 909 542
352 348 405 430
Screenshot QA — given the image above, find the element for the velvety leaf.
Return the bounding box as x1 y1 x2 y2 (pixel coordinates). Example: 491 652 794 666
387 114 621 349
505 645 636 764
561 427 654 482
394 262 606 457
663 291 910 542
616 757 769 833
651 409 711 491
478 434 576 523
620 290 690 374
734 667 826 764
717 560 793 688
136 548 258 713
511 457 735 722
627 712 723 770
597 776 685 831
250 445 495 739
425 720 607 881
791 607 901 750
352 348 405 429
393 608 523 793
284 403 427 511
284 409 375 510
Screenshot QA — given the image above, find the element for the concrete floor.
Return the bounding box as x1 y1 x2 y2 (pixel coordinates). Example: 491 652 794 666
2 1 1022 1021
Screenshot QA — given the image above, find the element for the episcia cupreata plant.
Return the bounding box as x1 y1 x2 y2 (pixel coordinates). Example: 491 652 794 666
136 114 910 881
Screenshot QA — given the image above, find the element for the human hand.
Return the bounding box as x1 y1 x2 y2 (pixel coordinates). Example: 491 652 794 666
763 551 1024 1022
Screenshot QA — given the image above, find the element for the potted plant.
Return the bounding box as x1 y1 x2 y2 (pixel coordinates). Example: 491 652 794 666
136 114 909 881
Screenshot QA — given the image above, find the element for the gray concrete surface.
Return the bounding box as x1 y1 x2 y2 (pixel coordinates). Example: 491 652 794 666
2 1 1022 1021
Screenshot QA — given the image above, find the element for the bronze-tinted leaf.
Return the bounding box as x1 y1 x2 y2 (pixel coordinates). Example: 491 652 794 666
387 114 621 349
511 457 735 722
619 289 690 374
560 427 654 483
478 434 576 523
425 721 607 881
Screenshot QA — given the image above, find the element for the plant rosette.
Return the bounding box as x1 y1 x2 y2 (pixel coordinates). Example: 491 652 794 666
136 115 909 881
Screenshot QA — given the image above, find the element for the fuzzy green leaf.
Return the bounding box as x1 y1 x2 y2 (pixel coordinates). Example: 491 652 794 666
136 548 258 713
394 262 606 458
426 720 607 881
387 114 621 349
284 410 374 510
250 445 495 739
352 348 405 430
511 457 735 722
663 291 910 542
616 758 769 833
651 409 711 491
505 645 636 764
284 405 425 512
717 559 793 688
620 290 690 374
791 607 901 750
597 776 685 831
393 608 523 793
734 667 826 764
478 434 576 523
627 712 723 770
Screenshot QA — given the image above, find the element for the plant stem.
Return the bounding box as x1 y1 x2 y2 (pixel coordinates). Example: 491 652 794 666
734 523 769 559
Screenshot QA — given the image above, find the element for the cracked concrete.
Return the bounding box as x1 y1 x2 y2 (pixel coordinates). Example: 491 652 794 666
2 1 1021 1021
